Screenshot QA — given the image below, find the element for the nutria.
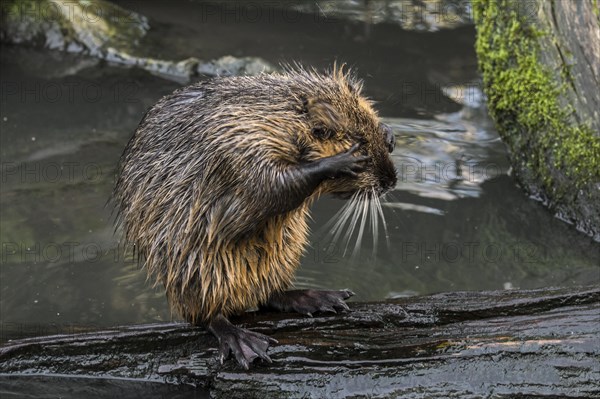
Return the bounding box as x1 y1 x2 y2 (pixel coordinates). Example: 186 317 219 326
112 66 397 368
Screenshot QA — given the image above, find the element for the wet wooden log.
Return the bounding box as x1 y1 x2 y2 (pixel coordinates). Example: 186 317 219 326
1 286 599 398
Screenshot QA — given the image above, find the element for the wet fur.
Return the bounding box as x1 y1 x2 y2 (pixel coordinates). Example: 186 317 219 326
112 66 396 324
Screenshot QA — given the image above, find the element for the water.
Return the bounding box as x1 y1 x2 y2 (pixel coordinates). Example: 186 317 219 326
1 0 599 347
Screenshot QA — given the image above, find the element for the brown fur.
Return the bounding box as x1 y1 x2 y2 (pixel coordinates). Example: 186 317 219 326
112 65 395 324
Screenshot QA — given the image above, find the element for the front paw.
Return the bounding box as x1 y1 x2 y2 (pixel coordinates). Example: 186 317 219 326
265 289 355 317
323 143 370 179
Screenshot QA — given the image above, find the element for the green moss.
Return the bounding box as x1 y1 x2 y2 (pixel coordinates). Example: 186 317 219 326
473 0 600 199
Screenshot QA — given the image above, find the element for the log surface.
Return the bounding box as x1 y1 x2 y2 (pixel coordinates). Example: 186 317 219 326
1 286 599 398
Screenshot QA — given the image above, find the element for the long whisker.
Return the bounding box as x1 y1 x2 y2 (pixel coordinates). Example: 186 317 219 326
328 205 350 241
329 196 355 235
353 192 369 256
371 188 379 256
320 198 350 236
343 192 365 256
319 188 392 260
382 191 405 229
328 194 360 258
375 191 390 249
331 193 358 242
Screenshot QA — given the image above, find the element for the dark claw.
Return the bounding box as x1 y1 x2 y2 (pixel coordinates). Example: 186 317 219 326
208 314 275 369
336 299 351 311
263 289 355 316
348 143 361 153
341 289 355 299
321 305 337 314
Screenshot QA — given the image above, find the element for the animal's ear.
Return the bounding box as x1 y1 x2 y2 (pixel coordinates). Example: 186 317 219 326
302 97 347 139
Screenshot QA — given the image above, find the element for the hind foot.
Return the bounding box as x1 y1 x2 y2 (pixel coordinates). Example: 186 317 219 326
207 314 277 370
264 289 354 317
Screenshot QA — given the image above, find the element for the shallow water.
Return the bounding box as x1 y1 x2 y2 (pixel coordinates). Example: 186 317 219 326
1 0 599 346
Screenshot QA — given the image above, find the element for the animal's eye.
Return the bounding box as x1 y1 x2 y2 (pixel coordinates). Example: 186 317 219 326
312 127 334 139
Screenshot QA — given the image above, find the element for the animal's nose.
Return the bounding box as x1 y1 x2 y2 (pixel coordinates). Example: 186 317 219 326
380 123 395 153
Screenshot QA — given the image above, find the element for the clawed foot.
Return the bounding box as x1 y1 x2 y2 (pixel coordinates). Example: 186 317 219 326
208 314 277 370
264 289 355 317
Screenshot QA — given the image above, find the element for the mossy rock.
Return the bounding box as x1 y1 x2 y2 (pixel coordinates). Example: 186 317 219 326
0 0 149 55
0 0 274 81
473 0 600 240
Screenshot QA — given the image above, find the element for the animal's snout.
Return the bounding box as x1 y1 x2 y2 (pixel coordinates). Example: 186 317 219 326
380 123 395 153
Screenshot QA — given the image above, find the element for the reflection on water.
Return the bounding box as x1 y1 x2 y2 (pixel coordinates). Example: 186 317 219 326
388 110 507 201
290 0 473 32
1 1 598 344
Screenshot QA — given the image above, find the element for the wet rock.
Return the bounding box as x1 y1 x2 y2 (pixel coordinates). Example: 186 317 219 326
0 0 275 81
1 0 149 55
103 53 274 83
196 56 275 77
